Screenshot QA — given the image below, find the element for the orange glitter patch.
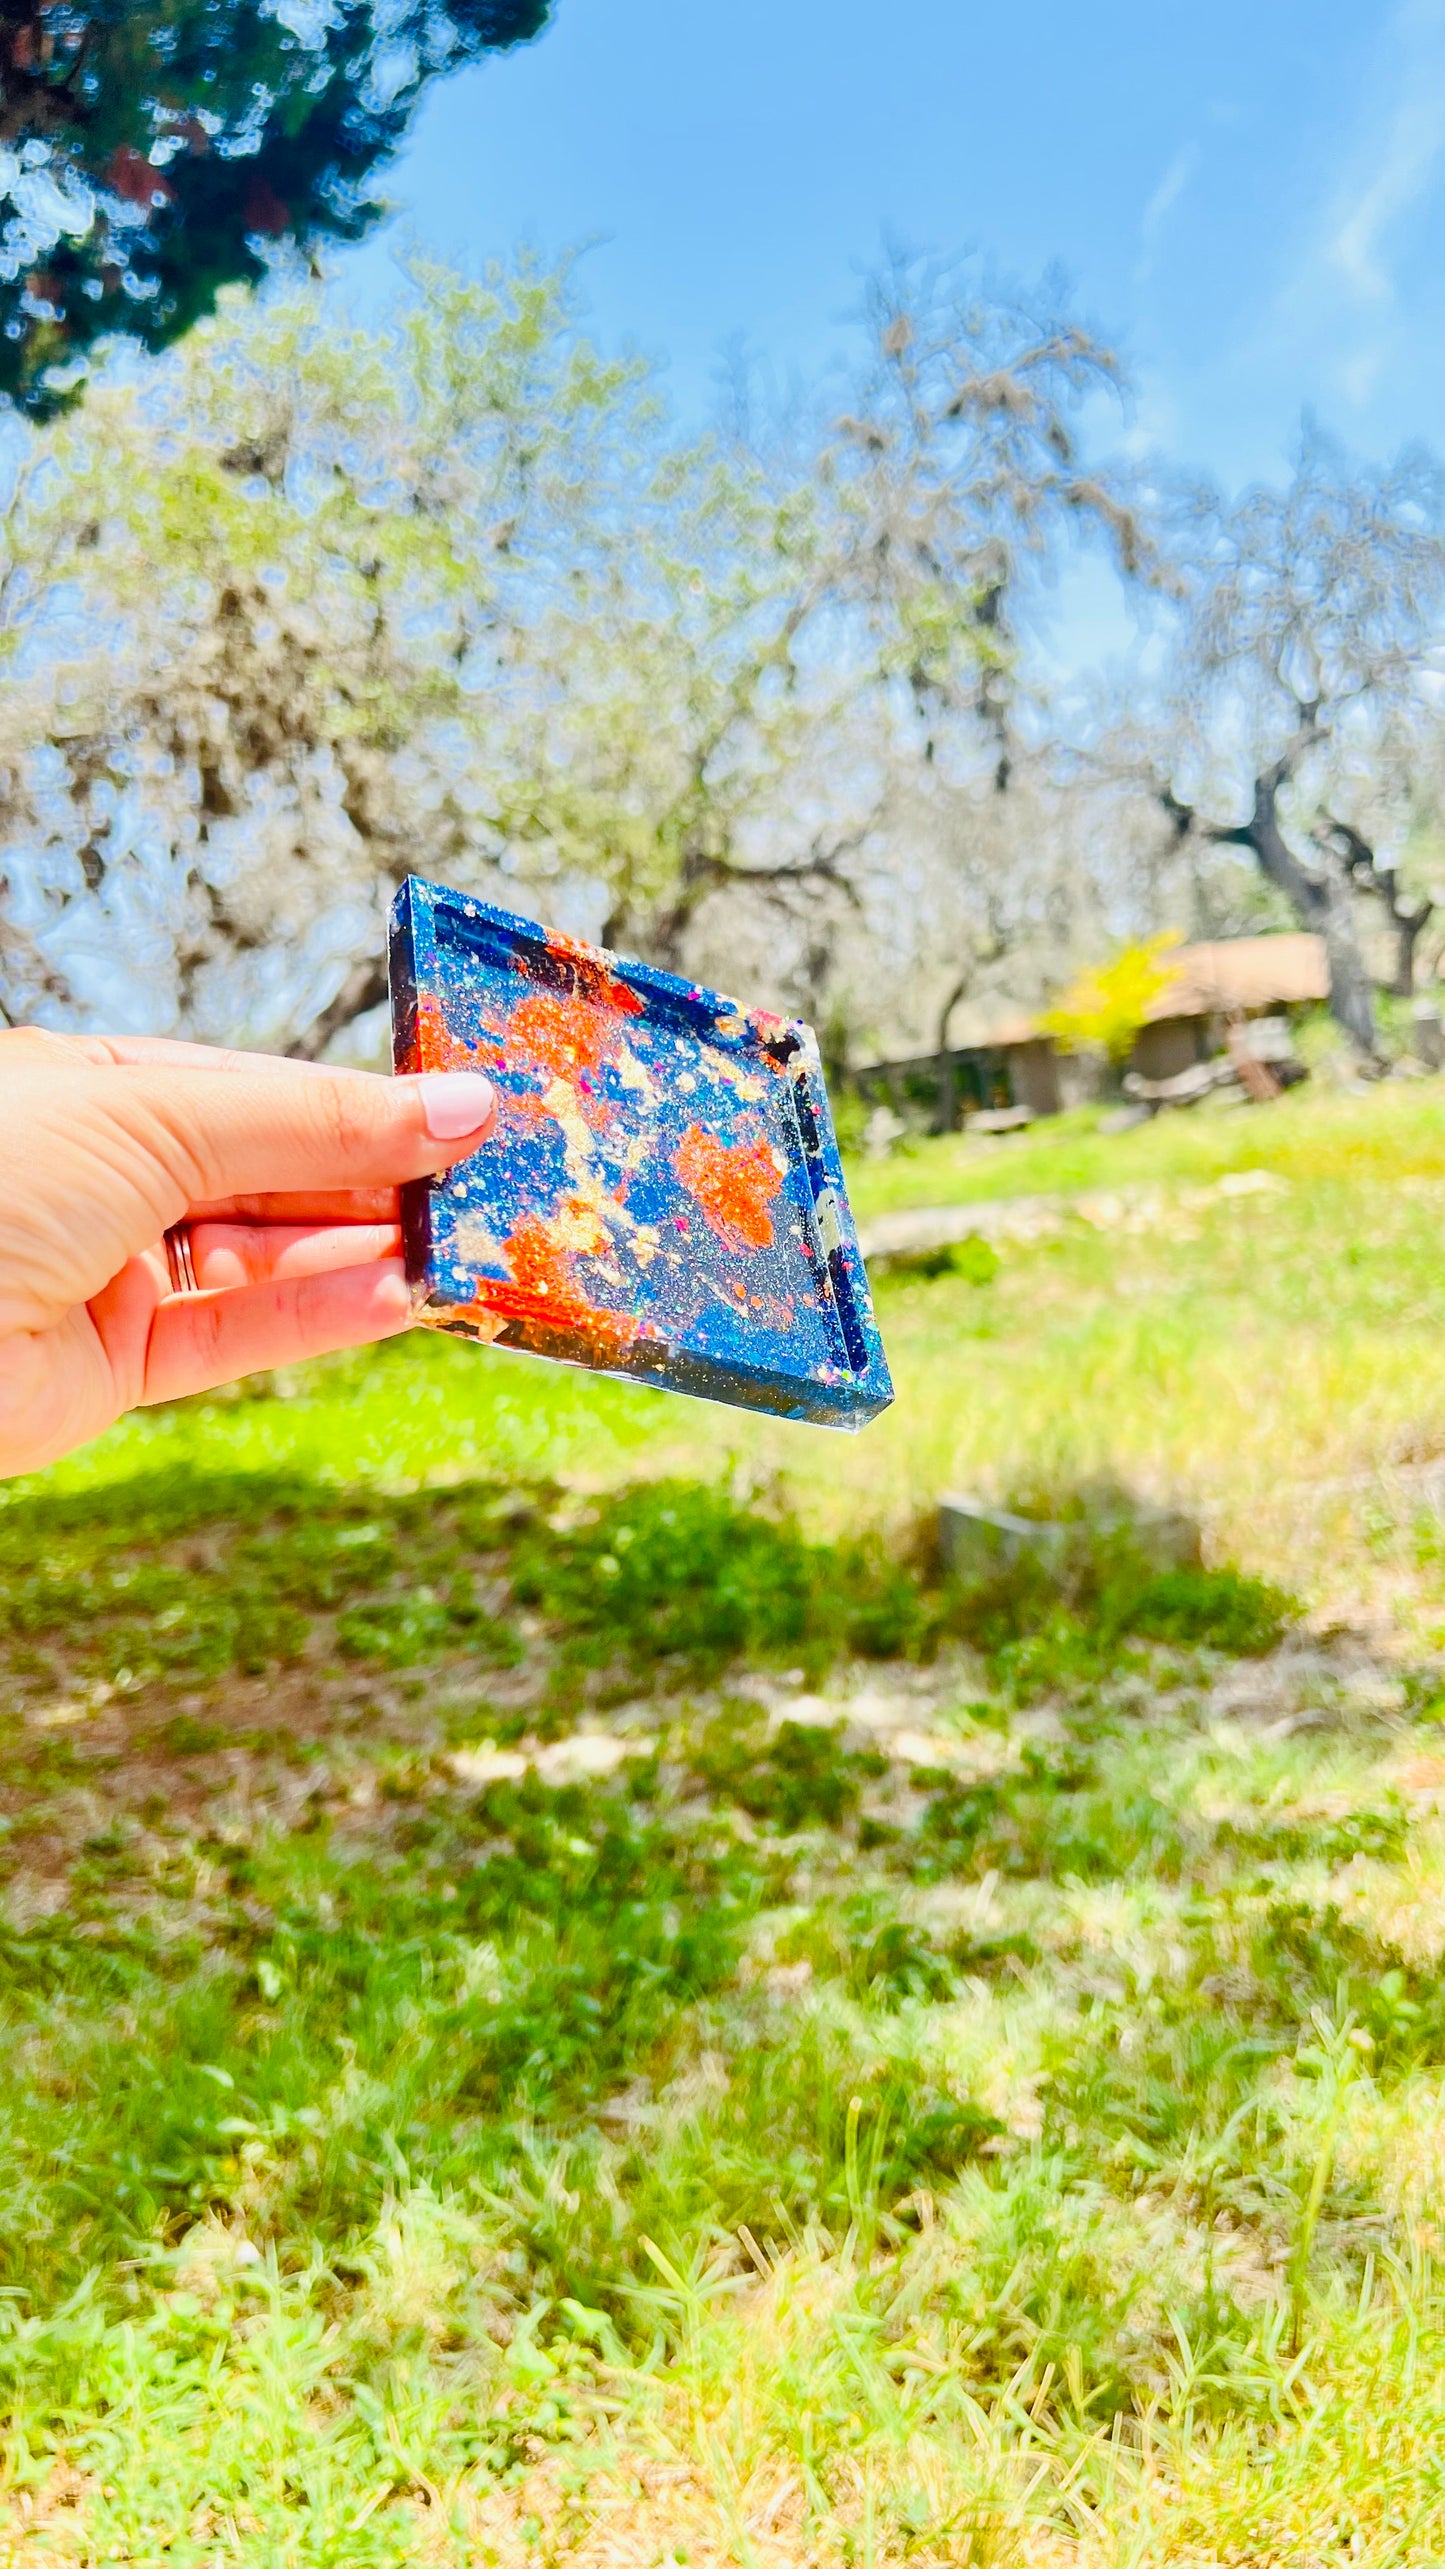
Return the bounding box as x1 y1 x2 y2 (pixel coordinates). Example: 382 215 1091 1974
474 1201 641 1349
673 1125 783 1253
508 990 622 1084
499 940 643 1092
509 1202 606 1291
505 979 647 1135
400 991 500 1076
473 1280 642 1349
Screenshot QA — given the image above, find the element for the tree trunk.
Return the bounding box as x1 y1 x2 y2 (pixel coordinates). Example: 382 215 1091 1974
1220 760 1380 1059
1393 904 1430 999
289 957 389 1062
1317 816 1433 1004
1313 865 1379 1057
614 843 719 976
931 970 970 1134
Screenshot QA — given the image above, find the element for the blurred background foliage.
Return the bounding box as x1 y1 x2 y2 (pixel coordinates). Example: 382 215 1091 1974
0 230 1436 1074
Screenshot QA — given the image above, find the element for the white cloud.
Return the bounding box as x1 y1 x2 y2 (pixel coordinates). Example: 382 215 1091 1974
1142 142 1201 243
1328 0 1445 303
1259 0 1445 423
1135 141 1201 286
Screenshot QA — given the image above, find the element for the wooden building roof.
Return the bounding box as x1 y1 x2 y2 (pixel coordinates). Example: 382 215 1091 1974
857 934 1333 1074
1145 934 1329 1021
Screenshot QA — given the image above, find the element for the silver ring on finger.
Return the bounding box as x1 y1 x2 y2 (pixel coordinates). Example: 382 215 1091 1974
163 1221 199 1295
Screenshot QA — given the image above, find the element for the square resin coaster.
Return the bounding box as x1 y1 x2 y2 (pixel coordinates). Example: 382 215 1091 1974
389 876 892 1429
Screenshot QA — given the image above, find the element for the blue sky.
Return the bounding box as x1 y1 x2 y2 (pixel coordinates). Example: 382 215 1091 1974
348 0 1445 501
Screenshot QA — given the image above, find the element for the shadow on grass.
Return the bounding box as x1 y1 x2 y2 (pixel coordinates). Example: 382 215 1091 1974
1 1462 1441 2470
0 1462 1295 1706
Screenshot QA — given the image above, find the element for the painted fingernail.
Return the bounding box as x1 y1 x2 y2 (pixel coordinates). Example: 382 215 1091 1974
415 1071 497 1139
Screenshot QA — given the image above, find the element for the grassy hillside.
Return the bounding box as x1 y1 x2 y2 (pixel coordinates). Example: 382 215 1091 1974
5 1085 1445 2561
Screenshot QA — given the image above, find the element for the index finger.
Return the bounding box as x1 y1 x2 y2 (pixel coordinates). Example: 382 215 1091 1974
0 1059 496 1333
0 1029 347 1076
39 1045 410 1221
105 1063 497 1211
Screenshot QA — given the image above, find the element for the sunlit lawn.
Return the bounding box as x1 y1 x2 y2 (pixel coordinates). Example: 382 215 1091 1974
69 1078 1445 1610
6 1082 1445 2561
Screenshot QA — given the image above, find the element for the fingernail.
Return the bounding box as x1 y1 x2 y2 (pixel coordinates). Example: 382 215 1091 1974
415 1071 496 1140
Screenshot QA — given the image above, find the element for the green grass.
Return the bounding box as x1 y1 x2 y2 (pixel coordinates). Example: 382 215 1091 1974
8 1086 1445 2560
843 1079 1445 1219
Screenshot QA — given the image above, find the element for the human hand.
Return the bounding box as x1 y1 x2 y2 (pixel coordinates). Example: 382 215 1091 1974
0 1030 498 1479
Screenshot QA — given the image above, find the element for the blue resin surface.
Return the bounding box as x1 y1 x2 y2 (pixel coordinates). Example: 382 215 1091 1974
388 877 892 1428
